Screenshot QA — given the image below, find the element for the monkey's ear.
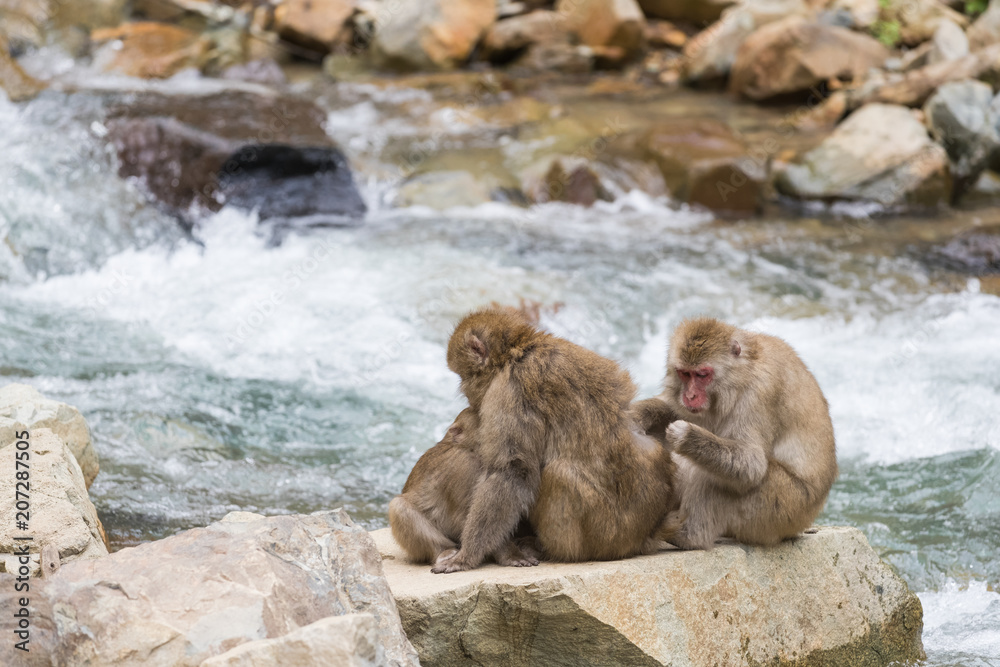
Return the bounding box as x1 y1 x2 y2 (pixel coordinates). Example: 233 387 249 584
467 333 489 366
731 340 741 357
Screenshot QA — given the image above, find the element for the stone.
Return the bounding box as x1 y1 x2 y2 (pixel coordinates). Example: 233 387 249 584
372 525 925 666
969 0 1000 51
556 0 646 58
0 429 108 573
730 15 889 101
776 103 952 208
520 156 614 206
682 0 809 82
371 0 496 71
201 614 383 667
928 18 969 65
104 91 366 230
829 0 879 29
644 19 687 49
0 383 98 488
924 79 1000 197
273 0 355 53
0 36 45 101
796 89 849 129
481 10 572 64
637 0 738 24
396 171 494 209
91 21 209 79
0 510 419 667
879 0 969 46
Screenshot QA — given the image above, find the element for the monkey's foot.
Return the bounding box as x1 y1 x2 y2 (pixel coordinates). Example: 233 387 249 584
431 549 480 574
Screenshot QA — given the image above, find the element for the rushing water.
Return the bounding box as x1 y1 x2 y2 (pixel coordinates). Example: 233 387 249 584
2 81 1000 665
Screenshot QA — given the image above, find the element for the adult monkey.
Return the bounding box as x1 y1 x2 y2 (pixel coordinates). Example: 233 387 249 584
632 317 837 550
388 409 539 568
433 307 679 573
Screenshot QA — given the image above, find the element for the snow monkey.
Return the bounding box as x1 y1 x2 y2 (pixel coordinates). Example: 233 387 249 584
632 317 837 550
432 307 679 573
388 408 539 568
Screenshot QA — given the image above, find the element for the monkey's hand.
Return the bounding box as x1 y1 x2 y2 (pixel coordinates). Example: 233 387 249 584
666 420 693 454
430 548 478 574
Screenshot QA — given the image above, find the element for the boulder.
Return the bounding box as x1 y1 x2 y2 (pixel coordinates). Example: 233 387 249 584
201 614 383 667
637 0 738 24
556 0 646 58
372 526 925 666
520 156 614 206
273 0 355 54
0 510 419 667
91 21 209 79
969 0 1000 50
879 0 968 46
776 103 952 208
104 91 366 229
481 10 573 64
0 428 108 574
730 15 889 100
682 0 809 82
923 80 1000 197
928 18 969 65
371 0 496 71
0 383 98 488
0 32 45 101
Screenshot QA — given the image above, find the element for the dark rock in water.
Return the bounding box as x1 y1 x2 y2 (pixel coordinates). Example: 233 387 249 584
926 227 1000 274
105 90 366 231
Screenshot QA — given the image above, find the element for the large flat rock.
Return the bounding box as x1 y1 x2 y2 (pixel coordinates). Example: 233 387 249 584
371 526 924 666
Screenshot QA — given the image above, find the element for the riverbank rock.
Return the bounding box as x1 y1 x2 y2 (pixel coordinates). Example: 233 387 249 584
969 0 1000 50
104 90 366 229
372 525 925 666
776 103 951 208
730 15 889 100
928 19 969 65
879 0 968 46
0 510 419 667
481 10 574 64
91 22 210 78
924 79 1000 197
0 33 46 101
0 428 108 575
556 0 646 59
0 383 98 488
273 0 355 54
371 0 496 71
637 0 737 24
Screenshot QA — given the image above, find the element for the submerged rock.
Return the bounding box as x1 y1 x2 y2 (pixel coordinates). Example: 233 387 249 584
925 226 1000 274
372 525 925 666
371 0 496 71
0 510 419 667
924 79 1000 197
776 103 951 208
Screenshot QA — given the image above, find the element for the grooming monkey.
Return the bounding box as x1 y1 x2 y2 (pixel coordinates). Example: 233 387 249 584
632 317 837 550
432 307 679 573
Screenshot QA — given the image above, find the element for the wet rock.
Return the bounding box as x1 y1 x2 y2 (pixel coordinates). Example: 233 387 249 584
371 0 496 71
556 0 646 59
926 226 1000 274
730 15 889 101
104 91 366 229
201 614 383 667
923 80 1000 197
0 33 45 101
682 0 808 82
879 0 969 46
637 0 737 24
521 156 614 206
372 526 925 667
396 170 494 209
969 0 1000 50
928 18 969 65
91 21 210 79
273 0 355 55
481 10 573 64
0 510 419 667
0 0 49 53
517 41 594 73
221 58 288 86
635 118 765 214
776 103 951 208
0 429 108 574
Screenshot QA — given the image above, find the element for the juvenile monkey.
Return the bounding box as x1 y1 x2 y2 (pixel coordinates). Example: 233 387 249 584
633 317 837 550
433 307 678 573
388 408 539 568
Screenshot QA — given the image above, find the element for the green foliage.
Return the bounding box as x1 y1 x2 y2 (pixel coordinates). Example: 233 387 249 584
872 19 902 47
965 0 989 15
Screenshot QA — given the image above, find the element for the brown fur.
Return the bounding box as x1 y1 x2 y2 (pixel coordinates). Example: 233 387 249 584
388 408 539 568
433 307 679 573
636 317 838 550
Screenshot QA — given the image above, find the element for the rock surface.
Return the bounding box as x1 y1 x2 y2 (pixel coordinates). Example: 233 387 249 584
0 510 419 667
273 0 355 54
924 79 1000 196
372 525 925 667
879 0 968 46
0 428 108 573
927 19 969 66
371 0 496 71
776 103 951 208
637 0 737 24
969 0 1000 50
91 21 209 79
481 10 573 65
556 0 646 58
0 32 45 101
0 383 98 488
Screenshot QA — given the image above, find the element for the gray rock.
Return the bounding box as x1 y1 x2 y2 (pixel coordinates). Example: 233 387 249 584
924 79 1000 197
776 103 951 208
0 510 419 667
372 525 925 666
928 19 969 65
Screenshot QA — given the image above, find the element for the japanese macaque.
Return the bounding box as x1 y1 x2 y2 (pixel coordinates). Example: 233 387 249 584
432 307 679 574
388 409 539 568
632 317 837 550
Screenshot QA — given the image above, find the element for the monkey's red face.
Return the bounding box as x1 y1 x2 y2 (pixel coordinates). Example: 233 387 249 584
677 366 713 413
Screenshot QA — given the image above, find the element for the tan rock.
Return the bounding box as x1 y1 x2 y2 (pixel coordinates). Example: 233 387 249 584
0 510 419 667
0 383 98 488
0 34 45 101
0 428 108 571
644 19 686 48
200 614 383 667
730 15 889 100
928 18 969 65
880 0 969 46
481 10 572 63
274 0 355 53
91 21 209 78
969 0 1000 50
371 0 496 71
637 0 738 24
372 525 925 666
556 0 646 58
830 0 880 29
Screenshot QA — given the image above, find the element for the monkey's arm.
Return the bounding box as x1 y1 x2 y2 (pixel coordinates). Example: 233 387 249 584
629 397 679 447
669 421 768 494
